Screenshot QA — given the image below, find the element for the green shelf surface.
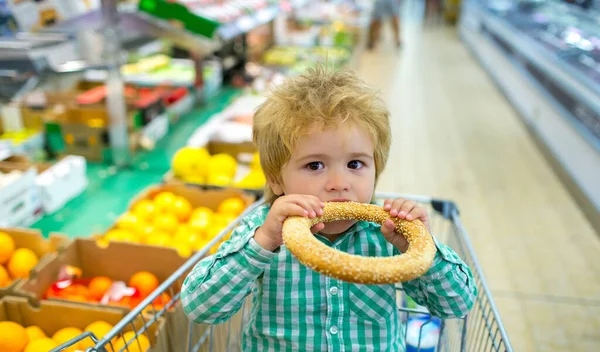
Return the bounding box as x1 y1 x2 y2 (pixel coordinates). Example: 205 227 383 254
29 87 243 238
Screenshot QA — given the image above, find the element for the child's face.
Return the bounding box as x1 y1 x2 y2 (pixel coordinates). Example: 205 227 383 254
271 122 376 235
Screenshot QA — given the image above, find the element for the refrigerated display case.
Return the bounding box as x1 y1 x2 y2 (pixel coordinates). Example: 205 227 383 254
459 0 600 232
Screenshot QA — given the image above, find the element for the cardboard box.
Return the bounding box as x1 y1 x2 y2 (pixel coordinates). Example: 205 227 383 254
0 228 69 299
13 238 189 309
0 166 43 227
0 295 168 352
0 155 88 214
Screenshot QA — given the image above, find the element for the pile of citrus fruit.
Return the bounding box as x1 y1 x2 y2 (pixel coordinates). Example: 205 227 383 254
0 320 150 352
44 270 170 310
171 146 266 189
0 232 40 288
98 191 248 256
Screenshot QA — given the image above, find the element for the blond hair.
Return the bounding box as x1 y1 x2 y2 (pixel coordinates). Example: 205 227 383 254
252 64 391 203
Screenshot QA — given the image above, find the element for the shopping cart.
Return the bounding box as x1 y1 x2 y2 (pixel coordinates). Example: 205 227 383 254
52 192 513 352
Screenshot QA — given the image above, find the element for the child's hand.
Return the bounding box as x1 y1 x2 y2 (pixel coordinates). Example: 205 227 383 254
380 198 431 253
254 195 325 252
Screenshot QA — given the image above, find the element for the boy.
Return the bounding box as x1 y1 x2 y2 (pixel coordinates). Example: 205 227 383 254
181 66 477 351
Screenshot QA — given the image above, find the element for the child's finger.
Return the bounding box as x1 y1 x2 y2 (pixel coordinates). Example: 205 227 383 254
398 200 417 218
310 223 325 234
390 198 406 217
380 219 396 237
290 196 320 218
282 203 311 218
383 199 393 211
405 207 426 221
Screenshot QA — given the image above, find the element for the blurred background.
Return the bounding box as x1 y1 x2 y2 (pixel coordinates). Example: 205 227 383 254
0 0 598 351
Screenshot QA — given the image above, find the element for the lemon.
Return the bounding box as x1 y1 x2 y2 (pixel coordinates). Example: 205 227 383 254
172 147 210 178
208 153 237 179
207 173 232 186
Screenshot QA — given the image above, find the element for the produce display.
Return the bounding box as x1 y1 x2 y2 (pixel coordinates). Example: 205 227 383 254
171 146 266 190
0 232 39 287
0 319 149 352
44 268 171 311
97 190 249 255
263 46 351 68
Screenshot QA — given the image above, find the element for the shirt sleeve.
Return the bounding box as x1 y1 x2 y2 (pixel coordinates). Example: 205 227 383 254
181 205 278 324
400 236 478 318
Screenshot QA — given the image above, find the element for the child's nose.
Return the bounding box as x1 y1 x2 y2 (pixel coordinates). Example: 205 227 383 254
326 170 350 192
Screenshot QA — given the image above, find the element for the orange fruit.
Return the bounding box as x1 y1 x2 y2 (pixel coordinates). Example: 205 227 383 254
89 276 113 301
132 200 158 222
24 337 58 352
7 248 38 279
0 231 15 264
52 327 83 352
115 212 144 232
129 271 159 298
153 192 177 213
113 331 150 352
25 325 47 342
171 197 192 222
144 232 172 247
152 213 179 233
0 265 10 287
218 197 246 216
79 321 114 350
0 321 29 352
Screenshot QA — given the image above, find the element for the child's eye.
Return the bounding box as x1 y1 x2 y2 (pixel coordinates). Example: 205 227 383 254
348 160 364 169
306 162 324 171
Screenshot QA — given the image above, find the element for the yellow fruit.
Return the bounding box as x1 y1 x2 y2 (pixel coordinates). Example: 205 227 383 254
0 265 10 287
52 327 82 352
0 321 29 352
206 173 232 186
250 152 261 170
79 321 114 350
153 213 179 233
8 248 39 279
132 200 158 221
136 224 156 238
208 153 237 178
236 169 266 189
24 337 57 352
171 197 192 222
172 147 210 178
145 232 172 247
113 331 150 352
189 216 211 234
192 239 209 252
190 207 214 221
104 229 139 244
182 175 206 184
153 192 177 214
0 231 15 264
173 243 192 257
25 326 47 342
115 212 144 232
174 226 204 245
218 197 246 216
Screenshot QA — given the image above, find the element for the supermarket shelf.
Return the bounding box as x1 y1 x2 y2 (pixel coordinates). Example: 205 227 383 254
44 10 219 57
29 87 243 238
460 0 600 234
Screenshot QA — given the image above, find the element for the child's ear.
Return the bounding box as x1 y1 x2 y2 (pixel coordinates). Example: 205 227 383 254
267 177 284 196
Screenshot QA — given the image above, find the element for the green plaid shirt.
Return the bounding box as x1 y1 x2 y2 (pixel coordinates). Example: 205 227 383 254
182 204 477 351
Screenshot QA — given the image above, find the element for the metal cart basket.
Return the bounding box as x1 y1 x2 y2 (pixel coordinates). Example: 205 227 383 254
52 192 513 352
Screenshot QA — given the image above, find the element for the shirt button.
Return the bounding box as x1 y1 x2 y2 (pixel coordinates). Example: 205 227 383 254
329 286 338 295
330 326 338 335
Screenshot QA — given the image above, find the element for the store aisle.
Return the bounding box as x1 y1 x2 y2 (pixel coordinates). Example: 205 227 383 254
356 3 600 352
